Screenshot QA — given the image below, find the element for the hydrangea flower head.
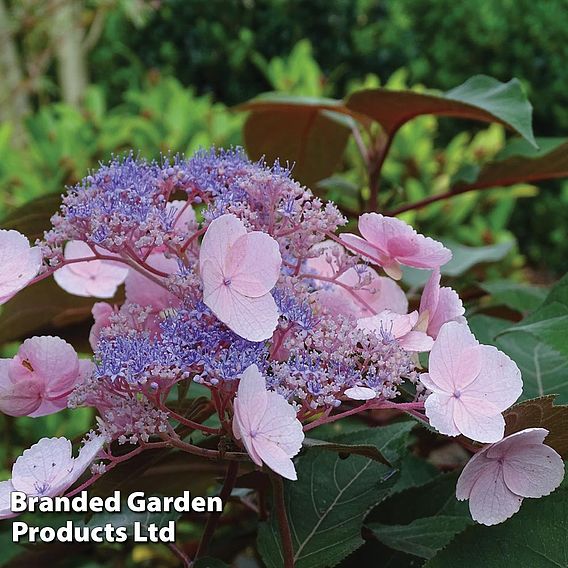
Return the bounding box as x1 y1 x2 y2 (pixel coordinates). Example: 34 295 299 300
233 364 304 480
0 229 42 304
341 213 452 280
199 214 282 341
457 428 564 525
421 321 522 443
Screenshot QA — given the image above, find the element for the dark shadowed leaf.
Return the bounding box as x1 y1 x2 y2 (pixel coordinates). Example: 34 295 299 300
238 95 353 186
258 450 397 568
346 76 535 145
1 192 62 241
425 478 568 567
504 396 568 458
304 421 415 467
481 280 548 313
368 516 472 559
453 137 568 191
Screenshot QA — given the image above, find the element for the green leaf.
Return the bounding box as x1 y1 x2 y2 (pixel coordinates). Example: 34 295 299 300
347 75 536 146
496 274 568 386
425 478 568 567
481 280 548 313
305 421 415 467
258 451 397 568
238 94 353 186
453 137 568 191
368 516 472 560
368 472 469 527
402 240 513 287
391 454 439 495
504 396 568 458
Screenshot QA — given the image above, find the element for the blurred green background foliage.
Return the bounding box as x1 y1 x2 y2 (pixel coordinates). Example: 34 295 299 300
1 0 566 276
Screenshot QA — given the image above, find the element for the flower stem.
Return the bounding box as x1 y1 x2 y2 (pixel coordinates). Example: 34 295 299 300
195 461 239 559
270 472 295 568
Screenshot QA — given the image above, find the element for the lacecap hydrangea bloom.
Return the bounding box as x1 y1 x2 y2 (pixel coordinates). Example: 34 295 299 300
0 147 562 523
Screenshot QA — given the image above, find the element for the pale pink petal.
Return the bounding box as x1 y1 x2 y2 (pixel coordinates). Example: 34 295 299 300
168 200 196 231
0 230 42 304
383 262 403 280
0 480 17 519
424 392 461 437
427 287 465 338
315 266 408 318
202 261 279 341
89 302 114 350
235 364 268 435
54 241 128 298
486 428 548 459
61 435 106 492
30 359 92 418
125 252 180 310
0 374 42 417
344 386 377 400
502 444 564 498
463 345 522 413
468 461 522 525
418 372 437 392
358 310 416 338
256 392 304 457
10 336 80 398
199 214 247 275
11 437 74 496
358 213 393 256
254 440 298 481
357 214 452 270
233 366 270 467
226 232 281 297
234 407 264 467
452 398 505 443
399 330 434 352
456 450 494 500
428 322 480 392
340 233 388 266
419 269 441 317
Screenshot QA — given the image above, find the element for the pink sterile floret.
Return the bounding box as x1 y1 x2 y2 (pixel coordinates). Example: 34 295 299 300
421 321 522 443
233 364 304 480
456 428 564 525
0 436 105 519
0 229 42 304
306 241 408 318
340 213 452 280
89 302 115 350
419 268 465 338
54 240 129 298
199 214 282 342
124 251 180 311
0 336 91 417
358 310 433 352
